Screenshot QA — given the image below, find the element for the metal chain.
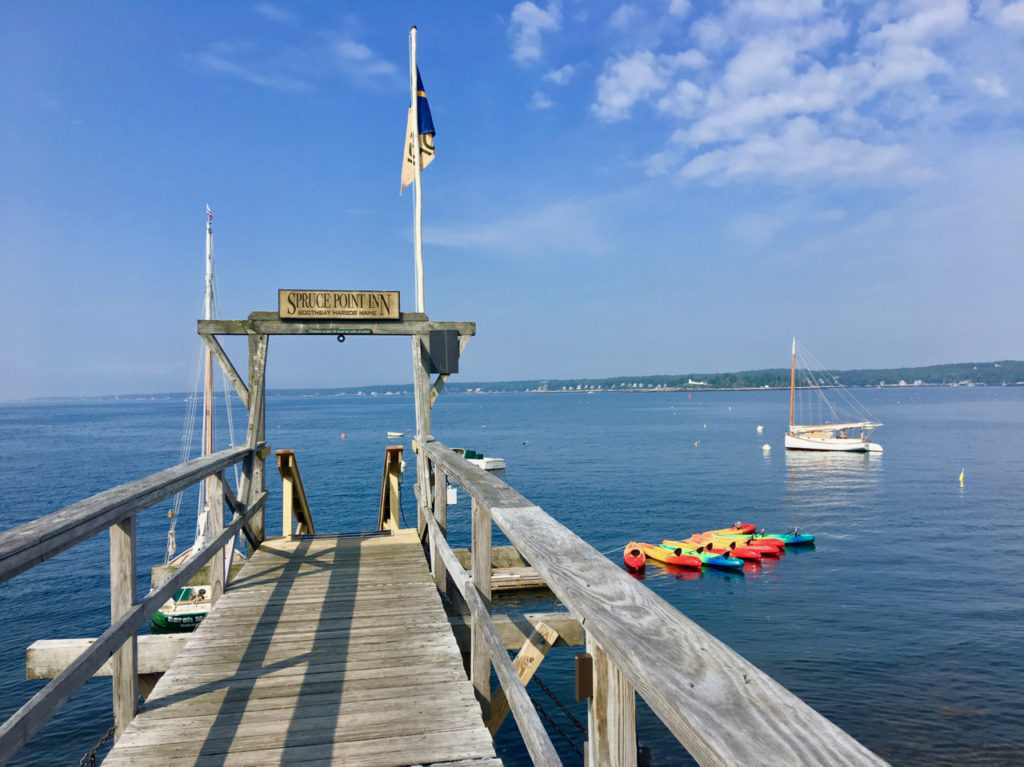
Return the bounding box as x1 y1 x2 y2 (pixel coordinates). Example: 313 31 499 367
78 725 116 767
533 673 588 734
528 691 584 758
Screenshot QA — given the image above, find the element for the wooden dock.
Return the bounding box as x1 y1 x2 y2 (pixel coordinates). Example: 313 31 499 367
102 529 501 767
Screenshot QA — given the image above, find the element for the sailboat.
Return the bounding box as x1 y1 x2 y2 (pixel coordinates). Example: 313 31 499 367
152 207 242 633
785 338 883 453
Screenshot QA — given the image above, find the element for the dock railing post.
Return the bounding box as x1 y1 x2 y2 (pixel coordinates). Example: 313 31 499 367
470 497 492 717
109 516 138 740
411 333 432 540
209 472 225 603
431 464 448 595
586 634 637 767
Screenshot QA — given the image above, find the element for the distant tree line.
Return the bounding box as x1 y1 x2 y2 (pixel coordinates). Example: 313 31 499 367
265 360 1024 398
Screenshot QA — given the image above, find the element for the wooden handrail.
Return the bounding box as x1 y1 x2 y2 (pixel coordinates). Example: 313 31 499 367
0 445 252 585
0 445 265 764
421 439 889 767
276 450 315 537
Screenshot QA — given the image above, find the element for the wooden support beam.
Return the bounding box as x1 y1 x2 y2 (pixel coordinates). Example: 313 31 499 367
200 333 249 407
208 473 225 604
488 621 559 735
411 334 432 542
471 496 492 718
431 466 448 595
243 333 268 545
448 612 583 653
587 635 637 767
27 636 188 679
199 313 475 338
108 517 137 740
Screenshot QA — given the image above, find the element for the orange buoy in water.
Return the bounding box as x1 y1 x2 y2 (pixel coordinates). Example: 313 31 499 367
340 433 346 439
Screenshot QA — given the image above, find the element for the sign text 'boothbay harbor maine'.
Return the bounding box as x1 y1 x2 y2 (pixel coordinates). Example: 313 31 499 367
278 290 400 320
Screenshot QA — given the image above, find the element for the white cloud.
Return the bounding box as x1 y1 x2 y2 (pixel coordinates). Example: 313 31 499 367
253 3 293 23
530 91 554 109
609 4 642 29
657 80 703 117
680 117 907 182
510 2 561 64
732 0 823 22
593 50 708 121
187 41 312 92
667 0 691 19
544 64 576 85
974 74 1010 97
865 0 968 45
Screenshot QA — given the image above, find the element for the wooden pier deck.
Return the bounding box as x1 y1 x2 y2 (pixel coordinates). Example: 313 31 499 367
103 529 501 767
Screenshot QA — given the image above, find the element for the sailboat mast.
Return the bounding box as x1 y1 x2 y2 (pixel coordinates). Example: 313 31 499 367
202 207 215 529
789 337 796 427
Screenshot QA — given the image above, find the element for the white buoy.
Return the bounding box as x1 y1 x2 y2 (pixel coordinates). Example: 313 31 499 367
762 444 771 452
757 425 764 433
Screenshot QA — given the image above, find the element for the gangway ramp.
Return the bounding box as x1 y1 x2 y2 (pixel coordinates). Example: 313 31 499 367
103 529 501 766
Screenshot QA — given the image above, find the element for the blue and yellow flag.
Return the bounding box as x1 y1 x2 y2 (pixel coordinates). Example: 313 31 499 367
401 68 436 192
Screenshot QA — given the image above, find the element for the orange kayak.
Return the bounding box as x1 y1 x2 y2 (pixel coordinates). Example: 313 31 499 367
635 542 702 569
623 542 646 571
706 523 757 536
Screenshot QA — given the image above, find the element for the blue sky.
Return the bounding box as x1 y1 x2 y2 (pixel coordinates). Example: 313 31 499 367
1 0 1022 399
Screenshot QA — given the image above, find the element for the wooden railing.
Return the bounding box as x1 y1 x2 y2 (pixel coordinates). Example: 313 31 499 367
276 449 315 537
0 444 268 766
419 438 890 767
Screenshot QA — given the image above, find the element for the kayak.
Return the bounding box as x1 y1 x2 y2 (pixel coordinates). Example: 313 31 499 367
659 543 744 571
706 523 757 536
635 542 702 569
666 538 761 562
687 534 782 557
710 533 787 548
623 542 646 571
718 531 815 546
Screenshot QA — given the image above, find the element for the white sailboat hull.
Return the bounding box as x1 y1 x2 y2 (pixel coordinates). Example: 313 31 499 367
785 432 883 452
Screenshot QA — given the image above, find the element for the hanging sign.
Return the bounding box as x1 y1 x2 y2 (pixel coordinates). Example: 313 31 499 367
278 290 400 320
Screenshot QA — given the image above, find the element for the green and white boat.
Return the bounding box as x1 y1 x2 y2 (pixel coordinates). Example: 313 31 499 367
150 586 212 634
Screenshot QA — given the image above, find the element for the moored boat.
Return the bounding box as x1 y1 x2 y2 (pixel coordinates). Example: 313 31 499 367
786 338 882 453
453 448 506 471
706 523 757 536
150 586 211 633
719 530 815 546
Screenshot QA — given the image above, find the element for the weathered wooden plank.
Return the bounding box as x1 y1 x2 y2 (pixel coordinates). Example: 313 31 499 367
449 612 583 652
0 446 252 585
587 634 637 767
198 313 475 338
109 517 138 739
103 727 495 767
470 496 492 715
26 636 188 679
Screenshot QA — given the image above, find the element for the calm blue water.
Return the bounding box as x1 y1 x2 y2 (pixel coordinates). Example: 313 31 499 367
1 387 1022 765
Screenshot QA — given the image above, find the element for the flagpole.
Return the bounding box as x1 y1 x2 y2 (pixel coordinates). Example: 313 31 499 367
410 26 425 314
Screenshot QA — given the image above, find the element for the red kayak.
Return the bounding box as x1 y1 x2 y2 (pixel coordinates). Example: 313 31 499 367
623 542 646 571
706 522 757 535
636 542 702 569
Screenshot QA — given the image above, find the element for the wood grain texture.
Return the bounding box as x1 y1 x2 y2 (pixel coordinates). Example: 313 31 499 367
102 530 500 767
587 635 636 767
200 333 249 407
109 517 138 739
